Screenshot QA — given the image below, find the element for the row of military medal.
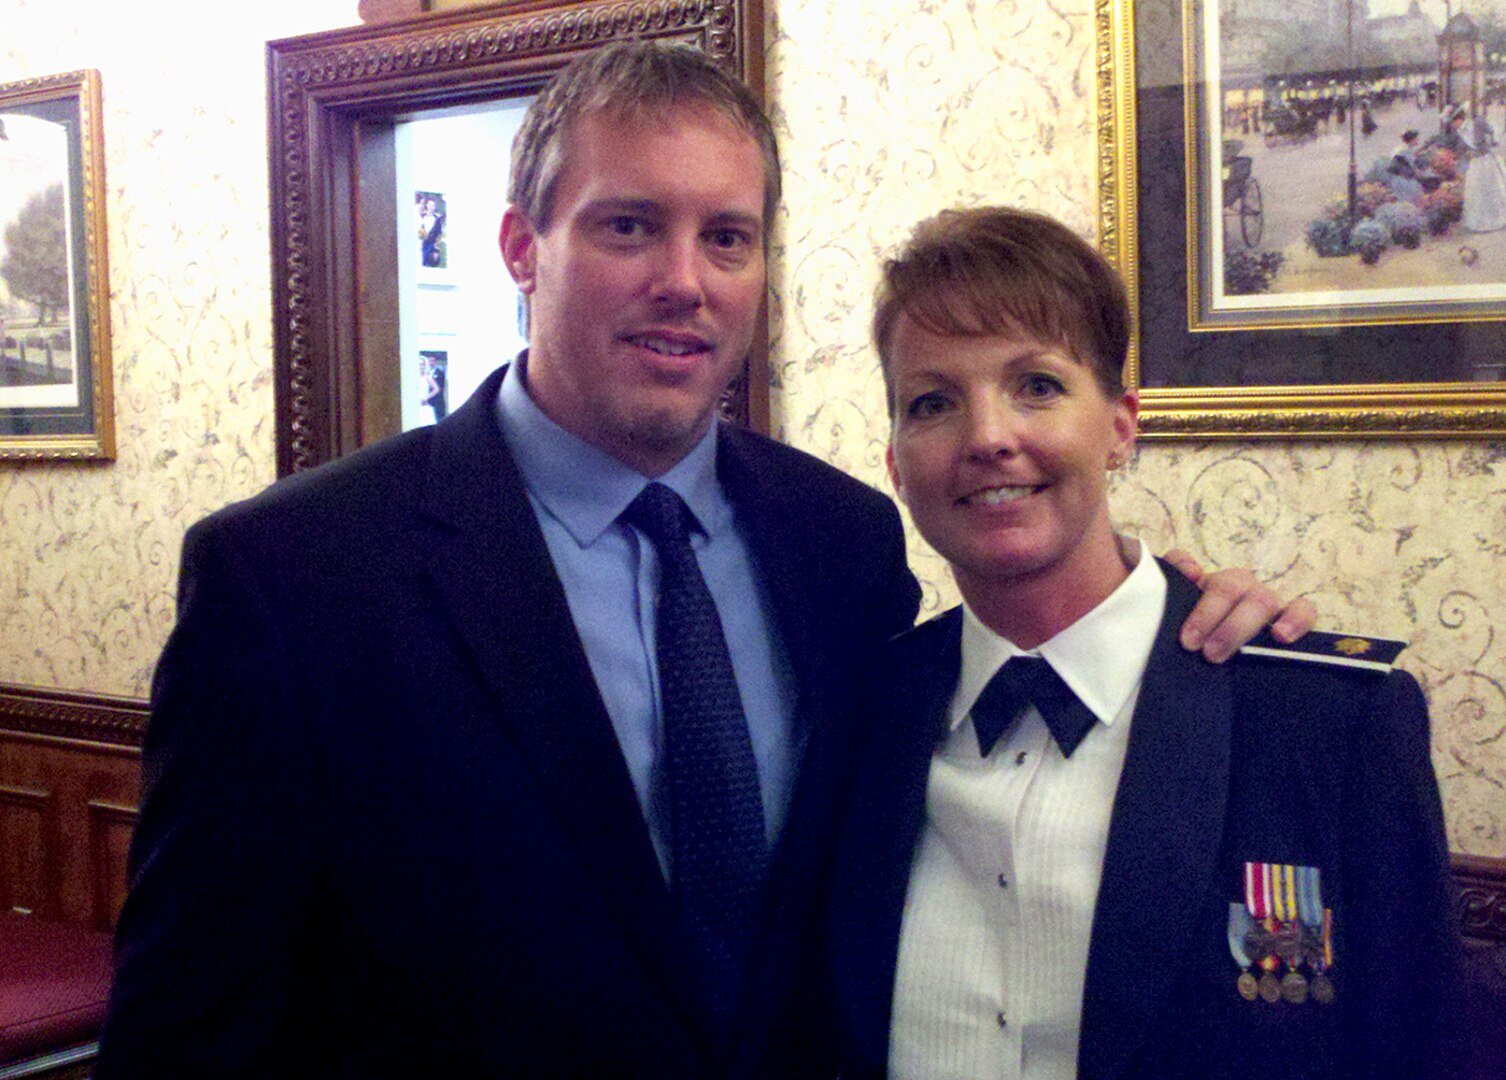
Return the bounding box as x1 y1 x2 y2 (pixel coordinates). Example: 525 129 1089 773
1228 862 1335 1006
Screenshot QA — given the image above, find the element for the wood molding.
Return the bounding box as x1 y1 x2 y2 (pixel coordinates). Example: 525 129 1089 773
0 687 143 928
0 684 147 750
1455 852 1506 946
0 682 1501 943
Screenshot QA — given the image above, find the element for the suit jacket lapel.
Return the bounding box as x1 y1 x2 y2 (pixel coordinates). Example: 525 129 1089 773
714 431 833 1047
834 610 961 1070
716 431 823 728
415 367 694 1012
1078 565 1233 1080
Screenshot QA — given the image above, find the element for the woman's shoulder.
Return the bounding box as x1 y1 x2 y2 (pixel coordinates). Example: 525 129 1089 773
1228 628 1424 742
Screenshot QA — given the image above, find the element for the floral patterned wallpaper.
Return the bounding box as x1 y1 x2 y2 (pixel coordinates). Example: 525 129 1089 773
765 0 1505 857
0 0 1499 855
0 0 353 692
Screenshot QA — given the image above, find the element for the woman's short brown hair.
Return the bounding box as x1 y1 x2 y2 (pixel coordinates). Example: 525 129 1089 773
873 207 1129 415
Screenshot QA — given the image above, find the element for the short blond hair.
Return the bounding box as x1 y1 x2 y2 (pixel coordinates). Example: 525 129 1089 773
509 41 781 233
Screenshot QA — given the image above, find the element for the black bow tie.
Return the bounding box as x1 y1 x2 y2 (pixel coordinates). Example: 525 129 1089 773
971 656 1097 759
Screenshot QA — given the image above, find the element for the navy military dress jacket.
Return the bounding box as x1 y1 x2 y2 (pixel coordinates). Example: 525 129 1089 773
827 564 1461 1080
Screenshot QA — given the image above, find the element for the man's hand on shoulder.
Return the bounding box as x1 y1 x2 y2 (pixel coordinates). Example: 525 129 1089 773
1164 548 1317 664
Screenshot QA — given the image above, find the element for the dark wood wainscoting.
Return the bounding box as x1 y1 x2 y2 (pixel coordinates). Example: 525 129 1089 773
1457 853 1506 947
0 685 146 932
0 680 1501 948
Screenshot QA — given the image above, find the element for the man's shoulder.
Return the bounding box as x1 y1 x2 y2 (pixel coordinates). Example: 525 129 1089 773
880 606 961 672
718 423 896 511
191 426 440 545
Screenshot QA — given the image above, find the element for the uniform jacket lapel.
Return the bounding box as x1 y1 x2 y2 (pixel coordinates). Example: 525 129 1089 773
1078 565 1233 1080
414 367 695 1014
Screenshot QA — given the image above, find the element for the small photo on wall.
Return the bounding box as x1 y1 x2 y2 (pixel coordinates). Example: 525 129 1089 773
419 349 449 423
415 190 448 271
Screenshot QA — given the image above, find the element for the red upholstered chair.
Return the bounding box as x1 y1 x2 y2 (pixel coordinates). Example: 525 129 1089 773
0 912 113 1080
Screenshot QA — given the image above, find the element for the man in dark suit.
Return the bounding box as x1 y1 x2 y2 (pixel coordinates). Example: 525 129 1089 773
824 206 1458 1080
97 48 1307 1079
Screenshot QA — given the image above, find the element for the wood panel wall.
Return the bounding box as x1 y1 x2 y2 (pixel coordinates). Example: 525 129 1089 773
0 681 1501 949
0 686 146 932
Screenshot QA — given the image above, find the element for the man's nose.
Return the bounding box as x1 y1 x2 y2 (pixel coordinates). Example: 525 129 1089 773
649 234 706 310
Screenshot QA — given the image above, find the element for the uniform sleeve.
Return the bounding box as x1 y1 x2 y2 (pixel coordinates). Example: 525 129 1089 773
1343 669 1464 1079
95 518 319 1078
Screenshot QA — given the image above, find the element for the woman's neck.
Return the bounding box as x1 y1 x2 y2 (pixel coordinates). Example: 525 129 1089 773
959 533 1136 650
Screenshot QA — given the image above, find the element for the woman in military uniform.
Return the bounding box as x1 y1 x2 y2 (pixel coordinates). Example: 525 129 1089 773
824 207 1460 1080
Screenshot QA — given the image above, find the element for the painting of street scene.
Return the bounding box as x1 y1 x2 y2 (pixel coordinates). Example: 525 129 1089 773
0 111 78 410
1199 0 1506 322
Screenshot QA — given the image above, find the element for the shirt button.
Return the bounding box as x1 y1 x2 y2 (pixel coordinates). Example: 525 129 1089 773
996 1011 1008 1029
997 874 1009 888
1015 751 1028 765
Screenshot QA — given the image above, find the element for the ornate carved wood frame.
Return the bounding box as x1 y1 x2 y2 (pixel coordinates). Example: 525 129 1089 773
266 0 766 476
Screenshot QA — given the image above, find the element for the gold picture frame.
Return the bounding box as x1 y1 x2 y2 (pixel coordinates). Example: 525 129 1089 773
0 69 113 460
1098 0 1506 439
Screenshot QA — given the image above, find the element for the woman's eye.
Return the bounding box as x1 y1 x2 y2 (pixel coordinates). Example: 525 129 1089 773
1022 373 1066 400
905 391 952 419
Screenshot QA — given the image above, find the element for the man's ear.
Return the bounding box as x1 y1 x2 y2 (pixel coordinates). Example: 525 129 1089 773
499 206 539 294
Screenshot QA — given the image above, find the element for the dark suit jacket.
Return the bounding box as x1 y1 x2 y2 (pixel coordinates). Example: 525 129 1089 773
97 365 919 1079
827 564 1461 1080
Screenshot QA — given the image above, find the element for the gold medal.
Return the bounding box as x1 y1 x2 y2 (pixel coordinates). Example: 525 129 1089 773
1311 973 1335 1004
1258 971 1282 1003
1281 971 1309 1004
1237 971 1259 1001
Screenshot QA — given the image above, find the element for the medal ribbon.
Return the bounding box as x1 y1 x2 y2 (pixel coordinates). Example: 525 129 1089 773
1244 862 1279 972
1244 862 1269 919
1296 865 1323 929
1227 903 1254 966
1272 863 1297 923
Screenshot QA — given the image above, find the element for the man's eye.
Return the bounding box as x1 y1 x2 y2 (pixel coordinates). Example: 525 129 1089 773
706 227 752 249
905 391 951 419
607 216 647 238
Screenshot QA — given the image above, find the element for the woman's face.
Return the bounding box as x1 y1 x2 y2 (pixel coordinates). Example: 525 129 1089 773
886 315 1137 606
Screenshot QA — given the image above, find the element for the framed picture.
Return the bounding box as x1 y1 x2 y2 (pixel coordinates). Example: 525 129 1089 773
414 189 449 275
1098 0 1506 438
0 70 112 460
267 0 764 476
417 348 450 425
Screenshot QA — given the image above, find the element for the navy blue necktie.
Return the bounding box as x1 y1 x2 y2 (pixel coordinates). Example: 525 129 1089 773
972 656 1097 759
623 482 768 1023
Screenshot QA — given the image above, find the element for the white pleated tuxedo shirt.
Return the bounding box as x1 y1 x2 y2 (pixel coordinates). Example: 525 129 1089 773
888 548 1167 1080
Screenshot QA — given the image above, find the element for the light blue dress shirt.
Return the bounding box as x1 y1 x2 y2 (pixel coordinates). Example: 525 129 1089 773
495 361 799 877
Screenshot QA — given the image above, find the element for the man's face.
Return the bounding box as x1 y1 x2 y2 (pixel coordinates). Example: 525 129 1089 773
500 104 767 476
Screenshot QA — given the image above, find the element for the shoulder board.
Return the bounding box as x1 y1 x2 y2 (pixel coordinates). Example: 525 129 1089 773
1237 628 1406 673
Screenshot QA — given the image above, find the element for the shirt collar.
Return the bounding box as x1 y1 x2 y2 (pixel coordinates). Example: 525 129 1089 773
495 356 727 547
951 543 1168 733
